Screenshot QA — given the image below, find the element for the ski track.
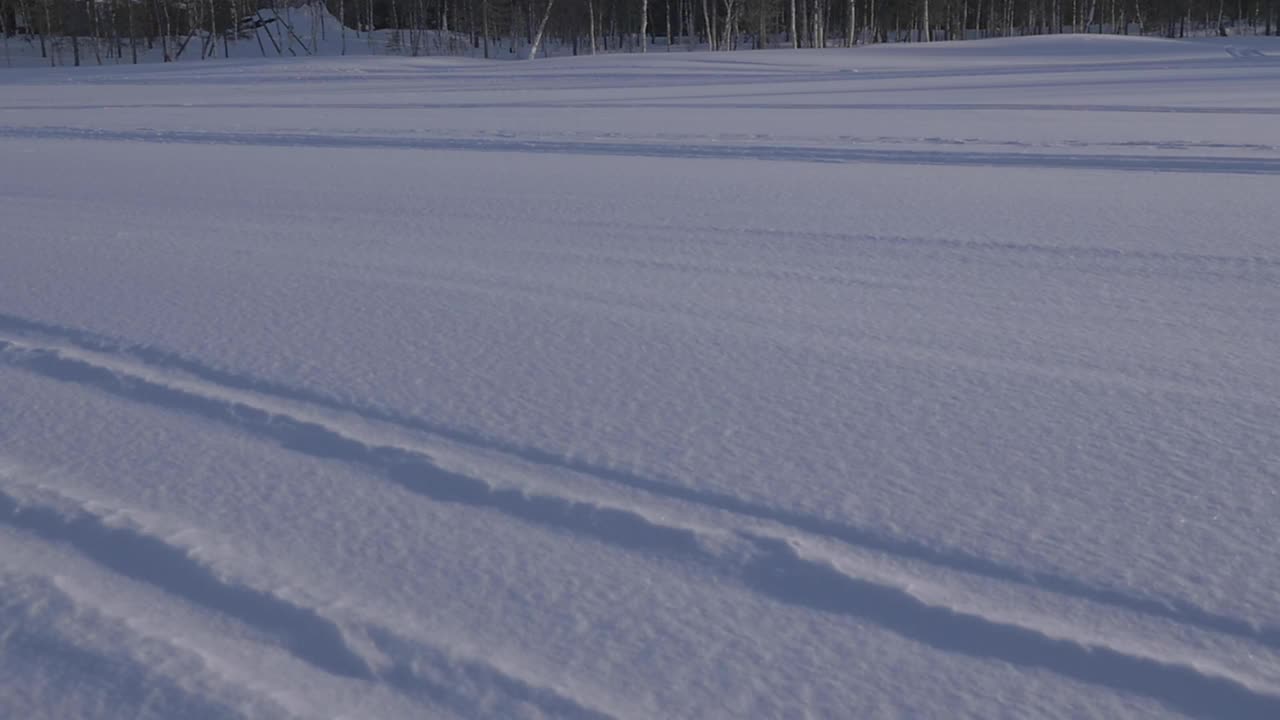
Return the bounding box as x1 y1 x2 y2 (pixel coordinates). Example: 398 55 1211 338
2 313 1279 657
3 125 1279 175
3 332 1280 718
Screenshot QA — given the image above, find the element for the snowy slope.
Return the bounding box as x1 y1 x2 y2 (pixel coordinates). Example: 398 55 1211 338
2 36 1280 719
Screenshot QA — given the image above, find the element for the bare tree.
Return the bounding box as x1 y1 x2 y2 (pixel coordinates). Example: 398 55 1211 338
527 0 553 56
640 0 647 48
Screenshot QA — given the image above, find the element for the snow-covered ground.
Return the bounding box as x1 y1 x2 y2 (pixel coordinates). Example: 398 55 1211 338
2 34 1279 719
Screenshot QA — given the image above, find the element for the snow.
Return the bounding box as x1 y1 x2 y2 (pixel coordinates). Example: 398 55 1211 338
2 35 1280 719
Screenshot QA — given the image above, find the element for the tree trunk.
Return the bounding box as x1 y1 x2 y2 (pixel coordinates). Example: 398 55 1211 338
814 0 824 45
128 0 137 63
702 0 715 47
160 0 173 61
44 0 54 65
641 0 648 50
89 0 101 64
668 0 673 49
588 0 597 52
527 0 554 58
727 0 737 48
1 8 9 67
758 0 766 47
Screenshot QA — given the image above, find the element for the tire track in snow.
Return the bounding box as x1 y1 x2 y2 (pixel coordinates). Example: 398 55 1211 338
366 628 619 720
0 487 375 681
3 336 1280 717
0 570 299 720
4 125 1280 175
739 536 1280 720
0 482 620 720
440 214 1280 276
597 100 1280 115
0 337 704 557
9 99 1280 115
3 313 1279 658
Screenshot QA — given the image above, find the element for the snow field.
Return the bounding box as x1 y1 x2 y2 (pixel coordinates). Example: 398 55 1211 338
2 33 1280 718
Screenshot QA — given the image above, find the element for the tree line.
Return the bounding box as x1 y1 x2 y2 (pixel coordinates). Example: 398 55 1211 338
2 0 1276 65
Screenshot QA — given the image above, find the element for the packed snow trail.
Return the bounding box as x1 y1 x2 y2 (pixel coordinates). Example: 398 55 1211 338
3 35 1279 719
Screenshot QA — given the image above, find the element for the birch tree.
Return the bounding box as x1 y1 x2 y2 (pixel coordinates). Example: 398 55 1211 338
527 0 553 56
639 0 646 48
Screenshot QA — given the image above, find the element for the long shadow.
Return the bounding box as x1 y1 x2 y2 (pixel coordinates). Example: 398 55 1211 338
6 338 1280 716
3 126 1278 174
3 312 1280 657
741 536 1280 720
0 488 372 680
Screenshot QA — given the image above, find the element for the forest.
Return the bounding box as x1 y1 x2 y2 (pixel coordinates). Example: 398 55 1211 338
1 0 1276 65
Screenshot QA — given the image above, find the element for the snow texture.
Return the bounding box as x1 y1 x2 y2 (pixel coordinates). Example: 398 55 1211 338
2 34 1280 719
